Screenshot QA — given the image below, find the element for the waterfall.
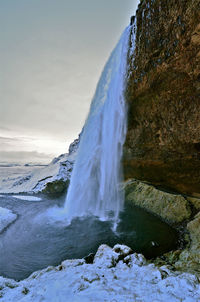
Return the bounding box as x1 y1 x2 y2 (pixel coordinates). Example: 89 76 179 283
64 26 131 223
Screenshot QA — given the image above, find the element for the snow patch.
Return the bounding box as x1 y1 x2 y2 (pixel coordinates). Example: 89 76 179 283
12 196 42 202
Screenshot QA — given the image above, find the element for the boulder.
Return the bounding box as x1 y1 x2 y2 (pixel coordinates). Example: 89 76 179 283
174 212 200 273
125 179 191 223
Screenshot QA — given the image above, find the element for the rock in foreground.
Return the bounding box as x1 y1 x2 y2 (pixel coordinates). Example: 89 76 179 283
124 179 200 274
1 244 200 302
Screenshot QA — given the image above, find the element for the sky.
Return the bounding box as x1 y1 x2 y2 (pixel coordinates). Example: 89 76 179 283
0 0 139 163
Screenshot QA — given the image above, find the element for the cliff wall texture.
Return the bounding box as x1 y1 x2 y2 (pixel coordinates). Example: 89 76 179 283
124 0 200 196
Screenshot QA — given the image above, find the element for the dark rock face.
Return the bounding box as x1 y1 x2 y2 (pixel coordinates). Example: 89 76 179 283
68 129 83 155
124 0 200 196
42 179 69 195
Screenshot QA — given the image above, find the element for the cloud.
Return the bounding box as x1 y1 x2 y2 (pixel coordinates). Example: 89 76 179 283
0 126 12 132
0 0 139 158
0 150 52 164
0 136 23 143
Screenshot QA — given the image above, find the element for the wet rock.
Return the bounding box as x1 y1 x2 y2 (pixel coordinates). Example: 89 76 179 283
130 15 135 25
125 179 191 223
84 253 95 264
191 23 200 45
42 179 69 194
187 196 200 210
125 0 200 197
187 212 200 245
155 212 200 274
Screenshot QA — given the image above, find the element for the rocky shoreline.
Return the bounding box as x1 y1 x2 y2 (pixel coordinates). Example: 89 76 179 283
124 179 200 275
1 244 200 302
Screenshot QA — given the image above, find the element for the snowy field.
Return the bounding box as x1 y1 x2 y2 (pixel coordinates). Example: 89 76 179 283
0 151 75 194
0 164 43 181
0 165 44 192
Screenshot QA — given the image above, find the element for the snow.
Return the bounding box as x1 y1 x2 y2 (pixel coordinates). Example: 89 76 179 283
0 207 17 233
0 137 79 194
0 152 75 194
12 196 42 202
1 244 200 302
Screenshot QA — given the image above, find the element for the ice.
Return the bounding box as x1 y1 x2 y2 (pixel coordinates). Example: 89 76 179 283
12 196 42 202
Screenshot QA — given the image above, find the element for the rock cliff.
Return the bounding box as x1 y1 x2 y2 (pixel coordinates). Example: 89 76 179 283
124 0 200 274
124 0 200 197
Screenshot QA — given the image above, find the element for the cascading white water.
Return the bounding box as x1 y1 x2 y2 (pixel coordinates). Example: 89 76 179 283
64 26 131 223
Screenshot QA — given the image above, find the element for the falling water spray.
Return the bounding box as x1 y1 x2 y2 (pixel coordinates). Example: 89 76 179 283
65 25 135 224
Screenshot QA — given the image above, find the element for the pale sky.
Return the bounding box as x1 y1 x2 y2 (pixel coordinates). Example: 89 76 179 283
0 0 139 163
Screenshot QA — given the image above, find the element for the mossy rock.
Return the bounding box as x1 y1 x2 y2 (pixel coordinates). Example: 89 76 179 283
124 180 200 273
174 246 200 274
42 179 69 194
125 179 191 224
187 212 200 244
187 197 200 211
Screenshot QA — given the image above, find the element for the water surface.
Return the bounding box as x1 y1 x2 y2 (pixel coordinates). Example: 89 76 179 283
0 194 178 280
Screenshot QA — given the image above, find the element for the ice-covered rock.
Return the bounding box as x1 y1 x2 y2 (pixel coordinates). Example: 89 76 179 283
1 244 200 301
113 244 132 256
93 244 119 268
0 207 17 233
124 253 146 267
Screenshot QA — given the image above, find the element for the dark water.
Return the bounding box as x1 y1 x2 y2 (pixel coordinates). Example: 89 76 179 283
0 194 178 281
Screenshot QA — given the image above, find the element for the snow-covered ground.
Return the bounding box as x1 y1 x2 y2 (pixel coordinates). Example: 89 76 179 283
0 137 79 194
0 244 200 302
12 195 42 201
0 207 17 233
0 153 74 194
